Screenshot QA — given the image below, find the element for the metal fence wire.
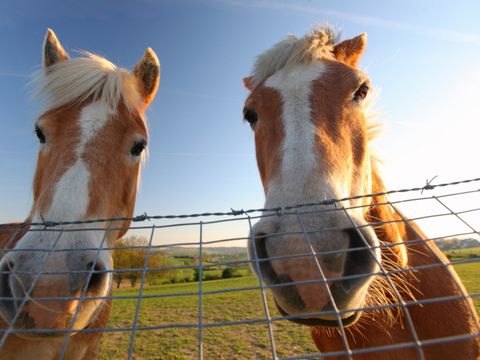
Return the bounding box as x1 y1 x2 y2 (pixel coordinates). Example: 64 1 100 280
0 177 479 359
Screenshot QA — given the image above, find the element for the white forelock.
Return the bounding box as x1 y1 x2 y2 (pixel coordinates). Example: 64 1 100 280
250 26 338 88
33 52 142 113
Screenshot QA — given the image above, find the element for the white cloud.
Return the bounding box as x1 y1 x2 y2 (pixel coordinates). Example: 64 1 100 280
212 0 480 44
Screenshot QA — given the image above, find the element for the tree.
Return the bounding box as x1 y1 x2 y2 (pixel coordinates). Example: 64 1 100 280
113 235 172 287
112 243 127 288
146 252 173 285
113 235 148 288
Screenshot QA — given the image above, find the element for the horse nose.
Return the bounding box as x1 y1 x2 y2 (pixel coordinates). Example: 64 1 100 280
67 253 110 295
248 218 380 318
85 260 109 294
252 219 279 240
0 253 110 329
248 219 280 273
250 229 332 313
331 228 379 295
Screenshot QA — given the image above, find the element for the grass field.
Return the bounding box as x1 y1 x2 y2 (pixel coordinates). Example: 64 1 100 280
98 248 480 359
445 247 480 314
99 276 318 359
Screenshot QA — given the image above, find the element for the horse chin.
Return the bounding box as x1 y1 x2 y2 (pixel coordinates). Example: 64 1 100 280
274 299 362 328
13 331 79 340
11 314 99 339
10 320 88 340
5 308 99 340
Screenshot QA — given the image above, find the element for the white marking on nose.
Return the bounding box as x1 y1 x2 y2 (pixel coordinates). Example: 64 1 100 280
46 101 113 220
264 63 326 206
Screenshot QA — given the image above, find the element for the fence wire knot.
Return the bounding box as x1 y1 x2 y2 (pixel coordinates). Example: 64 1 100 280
132 212 149 222
275 207 285 217
324 199 337 207
39 215 56 229
421 175 438 194
230 208 245 216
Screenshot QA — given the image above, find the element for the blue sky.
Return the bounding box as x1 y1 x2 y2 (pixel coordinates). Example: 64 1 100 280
1 0 479 241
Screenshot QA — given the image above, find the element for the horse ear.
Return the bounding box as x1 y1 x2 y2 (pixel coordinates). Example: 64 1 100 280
243 76 254 91
133 48 160 107
333 33 367 67
43 28 69 72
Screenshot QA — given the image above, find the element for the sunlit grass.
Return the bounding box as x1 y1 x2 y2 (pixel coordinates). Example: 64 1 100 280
446 247 480 315
99 249 480 359
99 276 317 359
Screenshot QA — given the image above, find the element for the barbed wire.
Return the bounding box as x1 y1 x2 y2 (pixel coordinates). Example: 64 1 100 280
1 176 479 229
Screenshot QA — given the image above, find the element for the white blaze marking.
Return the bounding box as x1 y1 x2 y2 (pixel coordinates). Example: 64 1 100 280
76 101 113 156
264 63 327 207
46 101 112 220
46 160 90 220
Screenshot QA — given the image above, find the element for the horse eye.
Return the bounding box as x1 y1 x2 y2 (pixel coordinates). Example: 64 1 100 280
353 83 369 102
243 108 258 129
131 140 147 156
35 125 46 144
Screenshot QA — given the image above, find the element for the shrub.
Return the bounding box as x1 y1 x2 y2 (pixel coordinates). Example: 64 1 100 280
222 267 235 279
204 273 221 281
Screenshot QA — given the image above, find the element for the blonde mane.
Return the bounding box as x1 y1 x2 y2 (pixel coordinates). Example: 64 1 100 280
33 52 143 113
250 26 339 87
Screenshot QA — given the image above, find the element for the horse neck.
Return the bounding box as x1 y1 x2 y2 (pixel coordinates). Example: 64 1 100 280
311 169 480 358
368 167 477 322
367 165 454 268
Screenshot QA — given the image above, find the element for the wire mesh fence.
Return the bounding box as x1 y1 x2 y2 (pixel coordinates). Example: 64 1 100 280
0 178 479 359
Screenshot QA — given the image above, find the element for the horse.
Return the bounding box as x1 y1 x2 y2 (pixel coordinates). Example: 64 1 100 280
242 27 479 359
0 29 160 359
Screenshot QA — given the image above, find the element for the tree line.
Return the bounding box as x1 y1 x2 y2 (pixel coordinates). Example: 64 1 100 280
112 236 173 288
113 236 247 288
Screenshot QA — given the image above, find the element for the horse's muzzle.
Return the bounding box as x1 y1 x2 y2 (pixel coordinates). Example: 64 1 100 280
0 251 110 334
248 217 380 327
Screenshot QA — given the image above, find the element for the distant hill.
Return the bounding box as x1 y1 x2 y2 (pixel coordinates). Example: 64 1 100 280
435 237 480 251
162 246 248 258
161 239 480 257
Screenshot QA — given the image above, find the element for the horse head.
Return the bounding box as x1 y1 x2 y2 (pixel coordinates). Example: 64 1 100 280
243 27 407 327
0 29 160 336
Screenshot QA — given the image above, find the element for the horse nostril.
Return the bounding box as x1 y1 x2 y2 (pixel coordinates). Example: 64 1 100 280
345 228 375 273
0 260 14 292
4 261 14 271
250 232 281 285
335 228 378 293
0 260 12 285
85 261 107 294
253 232 269 260
0 260 16 320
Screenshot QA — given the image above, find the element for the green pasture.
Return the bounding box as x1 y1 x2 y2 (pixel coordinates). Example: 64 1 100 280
99 276 317 359
445 247 480 314
99 248 480 359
